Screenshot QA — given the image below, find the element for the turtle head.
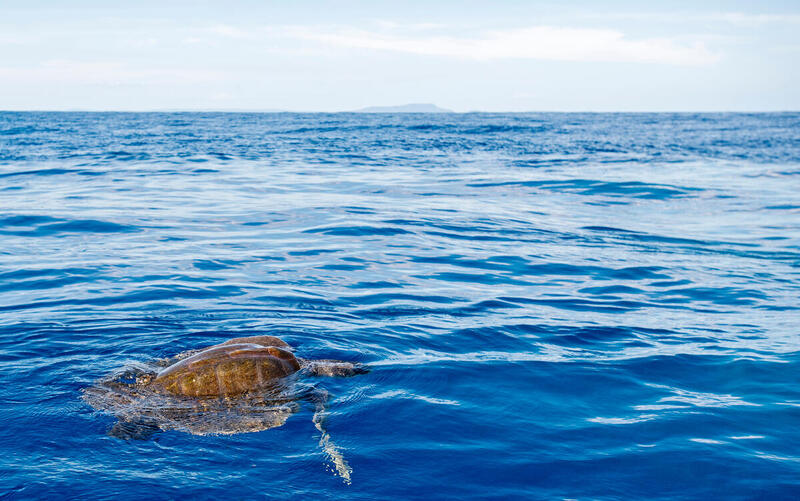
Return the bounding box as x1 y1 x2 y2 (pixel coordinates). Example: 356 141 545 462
135 372 156 386
305 360 369 377
106 363 157 389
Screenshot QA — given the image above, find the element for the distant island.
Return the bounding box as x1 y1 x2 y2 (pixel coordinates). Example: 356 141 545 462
352 103 454 113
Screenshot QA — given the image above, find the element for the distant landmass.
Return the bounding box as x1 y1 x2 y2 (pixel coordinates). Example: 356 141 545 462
352 103 454 113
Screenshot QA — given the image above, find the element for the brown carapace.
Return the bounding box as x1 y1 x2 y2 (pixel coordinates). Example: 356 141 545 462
150 335 361 398
82 334 364 483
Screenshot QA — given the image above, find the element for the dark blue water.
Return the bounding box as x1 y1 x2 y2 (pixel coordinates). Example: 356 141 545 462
1 112 799 499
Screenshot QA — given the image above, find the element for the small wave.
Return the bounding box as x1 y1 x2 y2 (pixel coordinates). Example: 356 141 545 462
193 259 238 271
0 284 245 312
343 292 461 306
0 217 138 236
303 225 412 236
0 168 99 179
0 125 59 135
0 214 60 227
412 255 670 281
764 204 800 210
468 179 700 200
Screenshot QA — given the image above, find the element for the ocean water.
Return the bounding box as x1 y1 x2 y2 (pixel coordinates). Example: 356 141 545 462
1 111 799 499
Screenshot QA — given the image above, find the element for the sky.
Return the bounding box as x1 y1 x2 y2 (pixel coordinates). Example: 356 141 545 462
1 0 799 112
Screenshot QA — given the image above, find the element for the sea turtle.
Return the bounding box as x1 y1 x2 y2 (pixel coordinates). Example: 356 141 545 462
82 335 366 483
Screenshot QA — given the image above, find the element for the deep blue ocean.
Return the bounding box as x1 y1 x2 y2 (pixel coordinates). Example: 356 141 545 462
1 112 799 499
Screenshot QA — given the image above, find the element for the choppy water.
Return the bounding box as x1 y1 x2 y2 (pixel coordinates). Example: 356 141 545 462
1 112 799 499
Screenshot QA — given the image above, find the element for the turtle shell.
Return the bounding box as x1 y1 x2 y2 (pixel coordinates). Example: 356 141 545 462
153 343 302 397
82 336 308 436
81 335 357 438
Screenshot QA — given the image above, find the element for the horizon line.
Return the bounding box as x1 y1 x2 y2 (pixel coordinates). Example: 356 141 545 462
1 109 798 114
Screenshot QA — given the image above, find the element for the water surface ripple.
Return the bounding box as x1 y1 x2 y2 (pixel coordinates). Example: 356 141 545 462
1 112 800 499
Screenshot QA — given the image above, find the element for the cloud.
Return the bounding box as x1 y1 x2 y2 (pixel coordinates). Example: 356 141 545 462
373 20 447 31
715 12 800 26
0 60 224 86
287 26 717 65
586 11 800 26
209 25 254 39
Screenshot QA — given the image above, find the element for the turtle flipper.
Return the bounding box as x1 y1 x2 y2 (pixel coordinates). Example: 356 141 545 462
304 360 368 377
309 388 353 484
109 419 161 440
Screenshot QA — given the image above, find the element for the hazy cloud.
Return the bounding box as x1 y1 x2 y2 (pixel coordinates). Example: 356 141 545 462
716 12 800 26
587 11 800 26
0 60 224 85
373 20 448 31
287 26 718 65
209 25 254 40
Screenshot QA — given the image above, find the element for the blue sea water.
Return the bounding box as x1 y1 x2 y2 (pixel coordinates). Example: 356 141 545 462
0 111 799 499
